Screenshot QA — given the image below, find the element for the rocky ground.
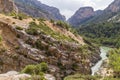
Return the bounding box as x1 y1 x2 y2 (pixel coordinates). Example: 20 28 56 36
0 71 55 80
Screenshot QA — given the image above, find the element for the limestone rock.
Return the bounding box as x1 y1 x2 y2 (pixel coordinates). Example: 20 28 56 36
0 0 18 13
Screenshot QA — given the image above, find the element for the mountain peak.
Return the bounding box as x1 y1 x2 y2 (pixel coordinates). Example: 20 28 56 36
68 7 94 27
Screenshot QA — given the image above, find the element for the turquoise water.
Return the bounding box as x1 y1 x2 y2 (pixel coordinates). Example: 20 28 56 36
91 47 111 75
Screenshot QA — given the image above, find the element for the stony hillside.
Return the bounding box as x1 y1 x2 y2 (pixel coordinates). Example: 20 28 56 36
14 0 65 21
0 13 100 80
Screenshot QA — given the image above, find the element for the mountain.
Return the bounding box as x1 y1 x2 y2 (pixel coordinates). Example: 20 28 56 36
68 7 95 27
0 0 18 13
78 0 120 48
105 0 120 12
14 0 65 21
69 0 120 27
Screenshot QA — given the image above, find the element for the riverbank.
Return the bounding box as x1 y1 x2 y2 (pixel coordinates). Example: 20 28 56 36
91 47 111 76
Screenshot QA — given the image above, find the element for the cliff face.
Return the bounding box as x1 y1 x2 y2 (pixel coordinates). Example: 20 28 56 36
14 0 65 21
68 7 95 27
0 0 18 13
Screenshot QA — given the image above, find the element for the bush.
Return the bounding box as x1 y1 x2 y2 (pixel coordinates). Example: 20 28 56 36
16 26 23 30
39 62 48 72
56 21 70 30
22 65 36 75
0 36 2 42
21 62 48 75
26 28 39 35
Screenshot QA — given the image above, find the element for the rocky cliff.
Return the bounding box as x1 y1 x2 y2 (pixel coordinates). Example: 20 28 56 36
14 0 66 21
0 0 18 13
68 7 95 27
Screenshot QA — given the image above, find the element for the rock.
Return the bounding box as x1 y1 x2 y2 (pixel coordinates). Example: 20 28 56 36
105 0 120 12
0 71 31 80
45 74 56 80
0 0 18 13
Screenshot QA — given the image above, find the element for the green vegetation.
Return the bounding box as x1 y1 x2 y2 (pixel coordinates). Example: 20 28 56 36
21 62 48 80
79 22 120 48
22 62 48 75
16 26 23 30
8 12 29 20
108 48 120 78
0 35 2 42
56 21 71 30
26 21 75 42
64 74 101 80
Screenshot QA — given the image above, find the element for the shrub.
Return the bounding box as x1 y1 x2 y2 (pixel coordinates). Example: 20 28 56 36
18 16 23 20
0 36 2 42
21 62 48 75
26 28 39 35
16 26 23 30
12 22 16 24
56 21 70 30
21 65 36 75
39 62 48 72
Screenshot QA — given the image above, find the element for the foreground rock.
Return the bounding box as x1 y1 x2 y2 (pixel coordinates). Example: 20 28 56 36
0 71 31 80
0 71 56 80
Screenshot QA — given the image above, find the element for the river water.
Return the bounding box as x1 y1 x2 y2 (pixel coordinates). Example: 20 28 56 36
91 47 111 75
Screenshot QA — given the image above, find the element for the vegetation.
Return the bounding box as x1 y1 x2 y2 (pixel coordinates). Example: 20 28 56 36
22 62 48 75
8 12 29 20
21 62 48 80
26 21 75 42
16 26 23 30
56 21 71 30
64 74 101 80
79 22 120 48
108 48 120 78
0 35 2 42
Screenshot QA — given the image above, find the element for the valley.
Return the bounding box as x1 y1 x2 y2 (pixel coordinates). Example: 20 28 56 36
0 0 120 80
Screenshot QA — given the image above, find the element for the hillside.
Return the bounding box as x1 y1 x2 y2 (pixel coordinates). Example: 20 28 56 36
0 12 101 80
79 21 120 48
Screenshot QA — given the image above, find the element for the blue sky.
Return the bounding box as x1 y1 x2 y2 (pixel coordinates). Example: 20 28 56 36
38 0 114 19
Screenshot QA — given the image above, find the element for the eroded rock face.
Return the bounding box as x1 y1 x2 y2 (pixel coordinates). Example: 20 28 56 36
105 0 120 12
0 0 18 13
68 7 94 27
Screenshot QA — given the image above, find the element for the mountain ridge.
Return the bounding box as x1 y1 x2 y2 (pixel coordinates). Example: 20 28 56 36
14 0 66 21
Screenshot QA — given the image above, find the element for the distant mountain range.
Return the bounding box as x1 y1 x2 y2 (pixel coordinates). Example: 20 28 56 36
68 0 120 27
14 0 65 21
1 0 120 27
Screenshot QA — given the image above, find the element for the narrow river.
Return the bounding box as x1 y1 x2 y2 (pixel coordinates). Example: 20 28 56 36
91 47 111 75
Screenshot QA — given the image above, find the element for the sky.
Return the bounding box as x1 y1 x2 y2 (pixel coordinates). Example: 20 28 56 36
38 0 114 19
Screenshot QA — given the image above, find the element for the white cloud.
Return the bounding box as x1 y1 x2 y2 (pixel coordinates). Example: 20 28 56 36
38 0 114 19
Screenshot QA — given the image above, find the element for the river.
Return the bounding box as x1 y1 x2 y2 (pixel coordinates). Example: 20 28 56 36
91 47 111 75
